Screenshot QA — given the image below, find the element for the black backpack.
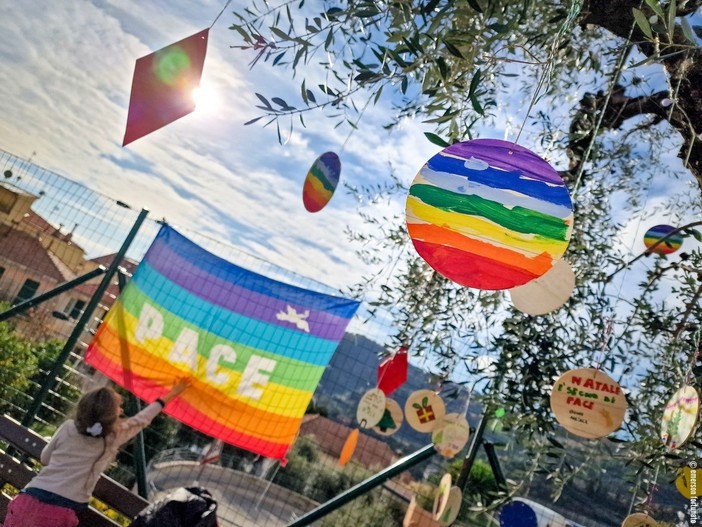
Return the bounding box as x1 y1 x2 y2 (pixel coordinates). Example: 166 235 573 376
131 487 218 527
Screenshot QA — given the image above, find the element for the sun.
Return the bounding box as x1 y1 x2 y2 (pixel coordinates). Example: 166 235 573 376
192 84 220 114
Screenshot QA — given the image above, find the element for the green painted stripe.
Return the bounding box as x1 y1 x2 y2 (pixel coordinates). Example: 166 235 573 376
410 184 570 240
118 286 325 392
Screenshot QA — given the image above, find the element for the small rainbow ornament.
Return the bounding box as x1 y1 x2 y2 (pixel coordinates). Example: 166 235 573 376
303 152 341 212
643 224 683 255
405 139 573 290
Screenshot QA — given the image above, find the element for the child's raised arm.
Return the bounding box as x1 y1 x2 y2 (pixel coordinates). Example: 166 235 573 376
160 377 191 405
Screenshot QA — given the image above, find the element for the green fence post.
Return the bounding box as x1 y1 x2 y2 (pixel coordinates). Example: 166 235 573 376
116 267 149 499
0 266 107 322
22 208 149 427
287 444 437 527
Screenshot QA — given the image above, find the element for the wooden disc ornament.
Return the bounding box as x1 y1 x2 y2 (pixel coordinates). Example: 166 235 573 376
438 487 462 526
661 385 699 449
643 224 683 255
303 151 341 212
356 388 386 429
509 259 575 315
550 368 627 438
372 398 403 436
675 463 699 499
432 473 452 520
338 428 359 466
405 138 573 290
404 389 446 433
621 513 658 527
432 413 470 458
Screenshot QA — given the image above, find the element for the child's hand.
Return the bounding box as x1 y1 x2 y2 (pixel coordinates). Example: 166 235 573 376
172 376 192 395
162 376 192 403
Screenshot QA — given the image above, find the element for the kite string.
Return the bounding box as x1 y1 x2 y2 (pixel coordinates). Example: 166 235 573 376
570 0 643 197
211 0 234 28
594 318 614 372
684 329 701 386
513 0 583 145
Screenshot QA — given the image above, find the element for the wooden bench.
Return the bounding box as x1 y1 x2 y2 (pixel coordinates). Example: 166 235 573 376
0 415 150 526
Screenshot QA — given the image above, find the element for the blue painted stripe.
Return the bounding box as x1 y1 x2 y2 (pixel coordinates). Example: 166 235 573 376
132 265 339 366
426 155 572 208
144 227 359 319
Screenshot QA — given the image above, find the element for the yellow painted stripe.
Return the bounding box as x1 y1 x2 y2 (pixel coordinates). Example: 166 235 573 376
406 196 566 258
104 306 316 418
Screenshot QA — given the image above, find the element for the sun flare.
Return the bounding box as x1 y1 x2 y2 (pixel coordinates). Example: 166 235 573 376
192 84 220 114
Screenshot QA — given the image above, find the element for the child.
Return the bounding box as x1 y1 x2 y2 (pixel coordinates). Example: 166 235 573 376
4 378 190 527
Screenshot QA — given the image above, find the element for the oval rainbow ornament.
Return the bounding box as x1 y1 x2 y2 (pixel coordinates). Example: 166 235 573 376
303 151 341 212
643 224 683 255
405 139 574 290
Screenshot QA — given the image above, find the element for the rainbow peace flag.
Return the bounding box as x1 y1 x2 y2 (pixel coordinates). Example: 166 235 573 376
86 226 359 460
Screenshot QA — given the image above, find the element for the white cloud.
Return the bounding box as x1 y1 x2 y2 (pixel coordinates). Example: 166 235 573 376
0 0 441 293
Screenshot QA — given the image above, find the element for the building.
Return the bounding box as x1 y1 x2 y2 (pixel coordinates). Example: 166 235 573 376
0 181 134 341
299 414 399 469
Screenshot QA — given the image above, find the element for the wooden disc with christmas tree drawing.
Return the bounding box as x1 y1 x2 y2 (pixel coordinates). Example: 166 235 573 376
432 413 470 458
621 513 658 527
356 388 386 429
661 385 699 449
432 473 452 520
550 368 627 438
438 487 462 526
404 389 446 433
372 398 403 436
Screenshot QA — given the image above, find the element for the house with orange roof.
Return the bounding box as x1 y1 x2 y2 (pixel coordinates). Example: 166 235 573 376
0 182 135 340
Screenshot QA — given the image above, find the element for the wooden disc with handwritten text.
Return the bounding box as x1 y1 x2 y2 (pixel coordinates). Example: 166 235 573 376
432 413 470 458
550 368 627 438
405 390 446 433
432 473 452 520
621 513 658 527
356 388 386 429
661 385 699 449
339 428 359 466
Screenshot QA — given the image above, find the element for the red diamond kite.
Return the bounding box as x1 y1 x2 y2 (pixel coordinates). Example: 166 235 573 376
123 29 209 146
377 347 408 396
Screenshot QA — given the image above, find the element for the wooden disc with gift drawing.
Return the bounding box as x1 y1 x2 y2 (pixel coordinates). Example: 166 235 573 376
404 389 446 433
550 368 627 438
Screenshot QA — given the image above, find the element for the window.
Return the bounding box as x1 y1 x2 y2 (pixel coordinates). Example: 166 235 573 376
13 279 40 304
66 299 86 320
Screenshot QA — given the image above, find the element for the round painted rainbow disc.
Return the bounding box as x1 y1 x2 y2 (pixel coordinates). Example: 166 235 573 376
303 152 341 212
643 224 683 255
405 139 574 290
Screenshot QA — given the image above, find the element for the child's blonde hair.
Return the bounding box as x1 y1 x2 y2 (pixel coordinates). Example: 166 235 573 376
75 387 119 438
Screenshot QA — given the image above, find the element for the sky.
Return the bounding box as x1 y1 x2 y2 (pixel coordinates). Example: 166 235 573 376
0 0 440 294
1 0 700 355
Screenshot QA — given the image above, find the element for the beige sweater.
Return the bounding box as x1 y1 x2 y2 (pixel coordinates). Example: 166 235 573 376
25 402 162 504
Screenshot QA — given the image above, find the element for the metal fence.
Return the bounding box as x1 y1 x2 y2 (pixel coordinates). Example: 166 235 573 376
0 148 626 527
